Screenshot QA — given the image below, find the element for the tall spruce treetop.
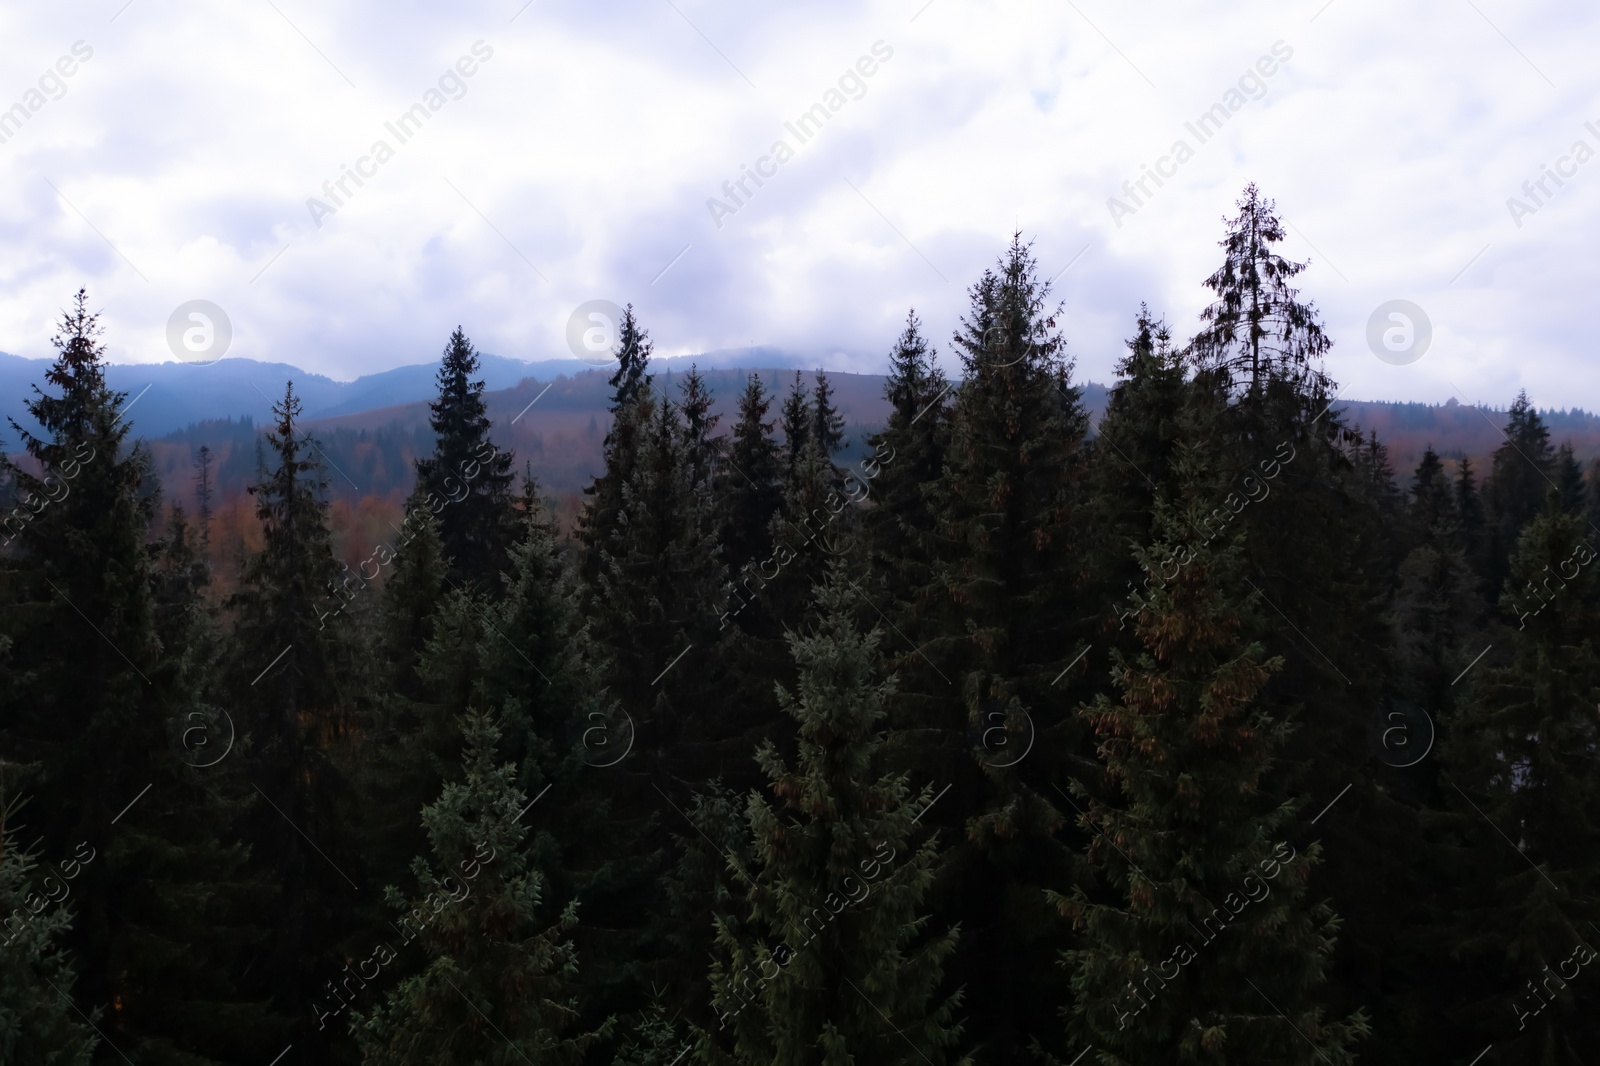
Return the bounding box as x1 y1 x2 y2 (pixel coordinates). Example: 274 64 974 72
780 371 812 479
721 374 783 579
1482 391 1556 601
1190 184 1331 397
229 381 358 1041
679 365 722 492
810 369 846 458
934 231 1091 721
1089 305 1189 608
416 327 518 586
1554 442 1585 515
579 307 655 590
609 304 653 412
915 234 1091 1059
863 310 950 613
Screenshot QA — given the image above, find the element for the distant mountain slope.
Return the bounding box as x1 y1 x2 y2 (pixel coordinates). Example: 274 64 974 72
0 346 821 442
8 348 1598 509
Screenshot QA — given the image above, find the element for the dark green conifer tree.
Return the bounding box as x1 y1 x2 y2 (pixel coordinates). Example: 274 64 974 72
1182 188 1413 1058
780 371 812 484
414 327 518 587
1060 440 1368 1064
1456 454 1489 594
911 234 1092 1059
1189 183 1331 398
352 712 605 1065
579 307 654 591
354 494 451 896
1586 459 1600 534
862 310 950 617
1086 306 1189 648
228 382 361 1051
1437 497 1600 1062
1554 442 1584 515
1482 391 1555 600
810 369 846 458
0 791 98 1066
609 304 653 410
0 292 279 1064
1390 446 1481 763
706 565 966 1065
720 375 783 584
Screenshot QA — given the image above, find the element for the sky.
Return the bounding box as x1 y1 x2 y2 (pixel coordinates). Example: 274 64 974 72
1 0 1598 408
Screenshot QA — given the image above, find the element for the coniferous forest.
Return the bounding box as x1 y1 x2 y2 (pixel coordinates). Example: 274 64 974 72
5 185 1600 1065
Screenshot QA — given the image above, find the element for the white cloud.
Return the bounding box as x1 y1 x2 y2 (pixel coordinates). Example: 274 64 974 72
0 0 1597 409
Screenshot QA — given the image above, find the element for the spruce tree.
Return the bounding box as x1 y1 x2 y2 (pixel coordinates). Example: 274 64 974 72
862 310 950 625
355 492 451 896
415 327 518 588
1189 196 1412 1058
0 292 278 1063
720 375 783 582
1390 446 1481 769
579 308 654 592
0 791 98 1066
679 366 722 494
780 371 812 484
1437 497 1600 1062
1554 441 1584 515
1456 454 1489 596
1086 306 1189 643
706 564 966 1065
1482 391 1555 600
913 234 1092 1058
609 304 653 411
352 712 605 1065
1060 439 1368 1064
228 381 360 1048
1189 183 1332 398
810 369 846 458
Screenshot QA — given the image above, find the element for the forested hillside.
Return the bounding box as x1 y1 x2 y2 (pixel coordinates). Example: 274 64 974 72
4 185 1598 1065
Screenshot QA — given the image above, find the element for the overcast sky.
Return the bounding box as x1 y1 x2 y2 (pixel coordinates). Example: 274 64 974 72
2 0 1597 407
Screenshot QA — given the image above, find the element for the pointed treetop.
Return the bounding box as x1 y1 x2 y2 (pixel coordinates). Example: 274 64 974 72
1191 183 1332 394
608 304 653 411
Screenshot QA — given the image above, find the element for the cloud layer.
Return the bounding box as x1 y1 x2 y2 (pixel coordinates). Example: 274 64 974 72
2 0 1597 408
